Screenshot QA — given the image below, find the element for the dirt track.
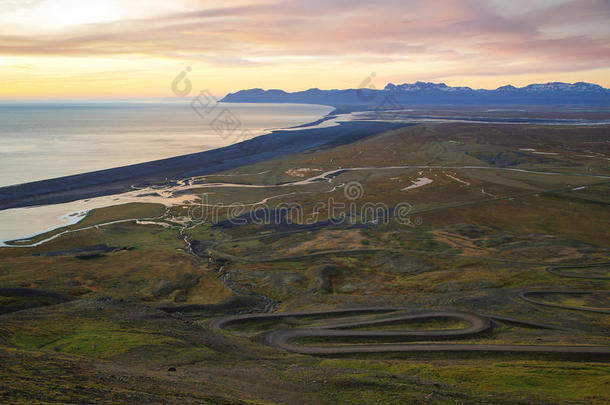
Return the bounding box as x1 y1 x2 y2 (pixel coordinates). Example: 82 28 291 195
547 262 610 280
519 290 610 314
517 263 610 313
211 308 610 356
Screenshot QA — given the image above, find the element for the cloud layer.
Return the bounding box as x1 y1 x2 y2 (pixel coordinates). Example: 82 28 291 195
1 0 609 96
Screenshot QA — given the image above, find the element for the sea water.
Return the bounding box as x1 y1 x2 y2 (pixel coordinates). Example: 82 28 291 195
0 101 333 243
0 101 334 187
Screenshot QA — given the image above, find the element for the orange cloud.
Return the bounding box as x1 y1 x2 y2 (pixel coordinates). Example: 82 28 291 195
0 0 609 98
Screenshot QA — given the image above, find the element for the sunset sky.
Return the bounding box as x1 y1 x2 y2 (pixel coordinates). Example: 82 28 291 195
1 0 609 99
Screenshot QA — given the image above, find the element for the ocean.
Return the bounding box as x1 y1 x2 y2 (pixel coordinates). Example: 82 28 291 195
0 101 333 187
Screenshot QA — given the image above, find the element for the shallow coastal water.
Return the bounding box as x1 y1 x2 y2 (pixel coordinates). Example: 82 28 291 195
0 187 200 247
0 101 333 187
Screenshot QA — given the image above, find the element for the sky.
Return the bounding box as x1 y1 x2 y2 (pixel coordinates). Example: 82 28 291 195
0 0 609 99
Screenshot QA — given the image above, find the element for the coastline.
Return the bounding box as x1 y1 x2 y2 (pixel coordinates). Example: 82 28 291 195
0 120 410 211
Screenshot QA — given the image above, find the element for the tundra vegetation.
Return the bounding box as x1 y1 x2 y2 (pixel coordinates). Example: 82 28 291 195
1 123 609 404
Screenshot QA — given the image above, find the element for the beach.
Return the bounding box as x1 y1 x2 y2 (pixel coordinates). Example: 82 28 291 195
0 119 407 211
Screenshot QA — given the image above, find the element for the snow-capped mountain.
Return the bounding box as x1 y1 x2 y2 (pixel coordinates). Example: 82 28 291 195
384 82 474 92
222 81 610 106
384 81 606 93
520 82 606 93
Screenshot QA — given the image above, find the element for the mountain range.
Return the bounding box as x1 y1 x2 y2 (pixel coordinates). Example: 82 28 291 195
221 81 610 107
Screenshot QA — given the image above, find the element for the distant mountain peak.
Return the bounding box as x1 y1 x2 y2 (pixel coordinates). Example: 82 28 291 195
518 82 604 92
496 85 517 91
222 81 610 106
385 81 474 92
383 81 607 93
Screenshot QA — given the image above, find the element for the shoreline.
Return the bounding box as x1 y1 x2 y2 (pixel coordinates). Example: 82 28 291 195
0 120 410 211
3 162 608 245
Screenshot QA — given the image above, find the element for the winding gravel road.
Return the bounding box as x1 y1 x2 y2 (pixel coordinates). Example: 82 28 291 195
519 290 610 314
547 262 610 280
518 263 610 313
211 308 610 356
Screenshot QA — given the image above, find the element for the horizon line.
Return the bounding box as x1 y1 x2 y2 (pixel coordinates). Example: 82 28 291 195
2 80 609 102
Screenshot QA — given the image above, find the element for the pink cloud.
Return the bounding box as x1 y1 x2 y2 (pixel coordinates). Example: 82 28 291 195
0 0 608 77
